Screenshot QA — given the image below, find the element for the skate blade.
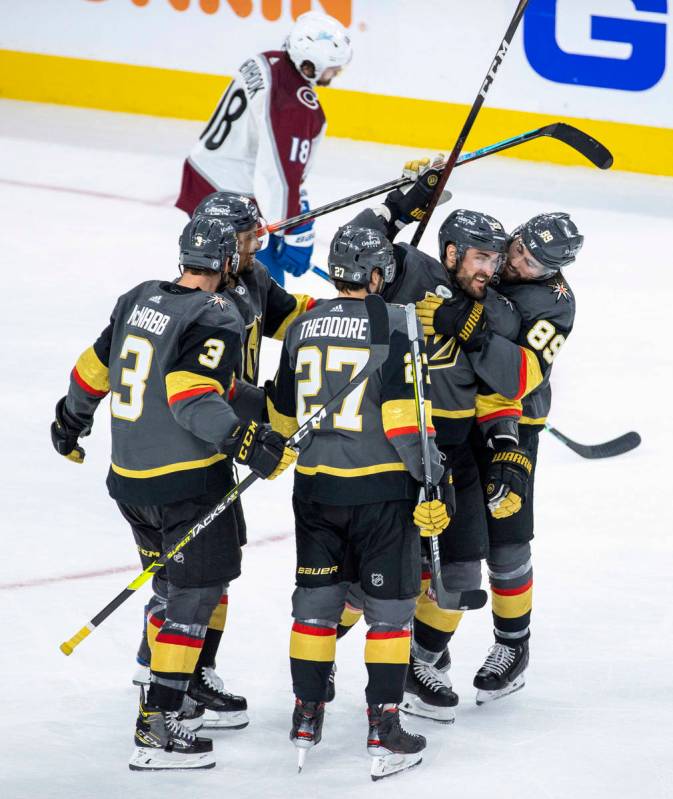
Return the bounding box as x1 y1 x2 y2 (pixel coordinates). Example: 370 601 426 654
201 709 249 730
296 745 308 773
370 752 422 781
129 746 215 771
131 666 150 687
400 692 455 724
475 674 525 706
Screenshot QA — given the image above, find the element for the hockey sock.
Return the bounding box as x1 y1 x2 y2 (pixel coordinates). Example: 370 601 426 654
364 624 411 705
489 559 533 645
147 617 207 711
195 592 228 670
337 601 364 639
290 620 337 702
413 571 463 661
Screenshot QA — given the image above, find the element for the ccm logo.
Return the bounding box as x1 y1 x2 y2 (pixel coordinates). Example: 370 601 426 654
524 0 667 92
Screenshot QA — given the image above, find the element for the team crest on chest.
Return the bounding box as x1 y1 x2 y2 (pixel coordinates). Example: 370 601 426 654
549 280 571 303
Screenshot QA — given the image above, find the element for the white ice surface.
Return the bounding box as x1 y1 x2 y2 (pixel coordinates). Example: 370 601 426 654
1 100 672 799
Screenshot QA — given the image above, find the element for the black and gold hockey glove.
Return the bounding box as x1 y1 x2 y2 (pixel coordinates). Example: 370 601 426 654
50 396 90 464
415 292 487 352
383 155 451 232
233 420 297 480
484 447 532 519
414 469 455 536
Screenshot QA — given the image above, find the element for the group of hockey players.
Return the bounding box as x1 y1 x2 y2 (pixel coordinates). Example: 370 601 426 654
49 11 583 781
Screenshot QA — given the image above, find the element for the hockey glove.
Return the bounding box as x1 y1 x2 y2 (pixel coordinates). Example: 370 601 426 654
414 496 450 537
50 396 89 464
233 420 297 480
384 155 451 232
484 446 532 519
415 292 487 352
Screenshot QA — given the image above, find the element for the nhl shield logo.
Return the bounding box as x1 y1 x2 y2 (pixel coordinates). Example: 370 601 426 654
371 573 384 588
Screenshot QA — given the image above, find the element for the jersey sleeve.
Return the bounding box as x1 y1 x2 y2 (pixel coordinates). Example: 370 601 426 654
263 275 315 340
267 338 299 439
164 317 243 449
64 310 115 429
380 320 443 486
469 334 544 401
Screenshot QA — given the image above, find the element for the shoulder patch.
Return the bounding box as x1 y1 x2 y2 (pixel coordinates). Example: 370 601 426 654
207 294 230 311
547 278 572 303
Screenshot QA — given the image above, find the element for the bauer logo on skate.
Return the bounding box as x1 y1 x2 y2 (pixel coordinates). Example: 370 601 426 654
523 0 668 92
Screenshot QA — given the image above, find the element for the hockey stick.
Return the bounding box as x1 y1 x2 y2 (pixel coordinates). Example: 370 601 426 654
60 294 390 656
311 264 331 282
411 0 530 247
266 123 611 237
544 423 641 459
404 304 487 612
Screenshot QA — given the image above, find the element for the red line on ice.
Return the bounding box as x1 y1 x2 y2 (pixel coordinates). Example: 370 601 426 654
0 532 293 590
0 177 172 208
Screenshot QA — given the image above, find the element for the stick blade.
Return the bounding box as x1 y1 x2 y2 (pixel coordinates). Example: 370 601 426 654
364 293 389 348
547 123 614 169
568 431 641 459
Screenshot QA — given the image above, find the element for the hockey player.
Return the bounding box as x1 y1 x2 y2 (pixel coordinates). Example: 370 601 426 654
132 192 316 726
50 216 296 770
470 214 582 703
267 225 452 780
176 12 352 286
333 161 544 723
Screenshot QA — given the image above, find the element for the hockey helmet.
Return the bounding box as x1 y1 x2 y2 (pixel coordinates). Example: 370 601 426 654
285 12 352 85
438 209 507 270
328 225 395 287
194 192 259 233
179 215 240 274
511 212 583 276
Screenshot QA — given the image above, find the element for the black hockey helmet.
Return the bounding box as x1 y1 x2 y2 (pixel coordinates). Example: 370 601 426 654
438 209 507 268
328 225 396 286
193 191 259 232
511 212 583 276
179 215 240 274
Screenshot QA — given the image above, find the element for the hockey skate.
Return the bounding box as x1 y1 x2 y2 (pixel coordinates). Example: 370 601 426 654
473 640 529 705
129 688 215 771
400 656 458 724
367 704 425 781
290 699 325 773
188 666 249 729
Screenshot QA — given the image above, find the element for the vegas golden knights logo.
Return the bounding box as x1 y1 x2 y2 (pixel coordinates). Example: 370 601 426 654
426 334 460 369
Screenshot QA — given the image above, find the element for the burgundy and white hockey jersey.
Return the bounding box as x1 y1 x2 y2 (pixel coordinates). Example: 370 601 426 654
186 51 326 225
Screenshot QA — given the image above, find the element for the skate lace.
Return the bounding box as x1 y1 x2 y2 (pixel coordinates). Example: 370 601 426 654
482 643 516 676
202 667 226 694
165 711 196 743
412 660 446 691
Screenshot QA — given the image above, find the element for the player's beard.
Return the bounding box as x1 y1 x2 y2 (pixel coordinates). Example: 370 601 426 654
453 266 489 300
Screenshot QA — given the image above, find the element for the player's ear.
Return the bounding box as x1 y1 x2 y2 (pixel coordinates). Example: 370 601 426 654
444 243 457 269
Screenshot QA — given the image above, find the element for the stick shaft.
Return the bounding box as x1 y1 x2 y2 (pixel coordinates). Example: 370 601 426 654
410 0 530 247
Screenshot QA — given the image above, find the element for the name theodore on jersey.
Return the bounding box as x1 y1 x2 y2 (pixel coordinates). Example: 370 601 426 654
126 304 171 335
299 315 369 342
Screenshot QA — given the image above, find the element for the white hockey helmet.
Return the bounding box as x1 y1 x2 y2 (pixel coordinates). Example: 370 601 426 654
285 12 352 85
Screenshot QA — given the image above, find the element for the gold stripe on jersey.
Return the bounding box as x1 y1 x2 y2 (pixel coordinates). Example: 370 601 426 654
382 398 433 437
295 462 408 478
272 294 315 341
111 452 226 479
475 393 523 423
74 346 110 394
520 415 547 425
267 400 299 438
165 370 226 401
431 407 476 419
